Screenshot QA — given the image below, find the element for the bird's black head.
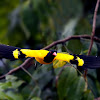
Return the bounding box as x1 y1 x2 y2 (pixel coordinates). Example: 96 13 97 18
49 50 57 56
44 50 57 63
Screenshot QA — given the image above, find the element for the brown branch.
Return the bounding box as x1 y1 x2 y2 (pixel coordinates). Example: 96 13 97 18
95 97 100 100
43 35 100 50
84 0 100 79
88 0 100 55
0 35 100 79
0 58 34 79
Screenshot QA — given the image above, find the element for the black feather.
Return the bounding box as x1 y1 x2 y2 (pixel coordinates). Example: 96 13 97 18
44 50 57 63
77 55 100 69
0 44 21 60
18 51 26 59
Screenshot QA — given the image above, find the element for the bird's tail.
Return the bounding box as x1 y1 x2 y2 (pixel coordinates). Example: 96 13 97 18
0 44 21 60
76 55 100 69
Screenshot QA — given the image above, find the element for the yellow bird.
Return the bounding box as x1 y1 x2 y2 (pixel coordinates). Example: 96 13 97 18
0 44 100 69
0 44 57 64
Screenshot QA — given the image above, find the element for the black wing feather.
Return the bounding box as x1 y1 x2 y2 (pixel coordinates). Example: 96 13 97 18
0 44 21 60
78 55 100 69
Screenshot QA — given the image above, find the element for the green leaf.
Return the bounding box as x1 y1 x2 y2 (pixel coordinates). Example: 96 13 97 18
0 82 12 90
67 39 82 54
57 67 85 100
53 60 67 68
0 91 13 100
0 0 19 44
6 75 18 82
75 18 92 35
58 67 77 99
61 18 79 38
66 77 85 100
12 80 24 89
6 75 24 89
28 86 41 98
6 91 24 100
82 90 94 100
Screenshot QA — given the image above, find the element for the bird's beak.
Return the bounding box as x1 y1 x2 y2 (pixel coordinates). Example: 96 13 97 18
53 52 57 56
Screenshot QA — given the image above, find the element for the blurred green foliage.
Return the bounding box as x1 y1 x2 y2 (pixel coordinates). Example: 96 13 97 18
0 0 100 100
0 75 24 100
57 67 94 100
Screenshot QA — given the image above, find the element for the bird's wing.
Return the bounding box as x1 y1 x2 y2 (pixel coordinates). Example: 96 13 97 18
77 55 100 69
55 53 84 66
54 53 74 63
0 44 49 60
20 49 49 58
0 44 20 60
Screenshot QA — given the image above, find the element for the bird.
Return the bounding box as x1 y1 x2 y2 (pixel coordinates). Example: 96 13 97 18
0 44 57 64
0 44 100 69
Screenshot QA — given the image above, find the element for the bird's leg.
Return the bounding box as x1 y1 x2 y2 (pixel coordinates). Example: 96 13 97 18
34 61 38 70
34 61 43 70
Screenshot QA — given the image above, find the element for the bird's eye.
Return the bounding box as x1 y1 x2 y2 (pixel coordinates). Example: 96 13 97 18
50 51 52 53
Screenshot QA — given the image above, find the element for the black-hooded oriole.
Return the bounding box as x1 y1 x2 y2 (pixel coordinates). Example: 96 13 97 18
0 44 100 69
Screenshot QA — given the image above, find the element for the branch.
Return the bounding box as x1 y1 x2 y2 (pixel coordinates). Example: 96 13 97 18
95 97 100 100
84 0 100 79
0 58 34 79
43 35 100 50
88 0 100 55
0 35 100 79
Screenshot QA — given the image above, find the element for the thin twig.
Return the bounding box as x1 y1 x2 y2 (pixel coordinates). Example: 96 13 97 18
0 58 34 79
84 0 100 79
88 0 100 55
20 66 38 85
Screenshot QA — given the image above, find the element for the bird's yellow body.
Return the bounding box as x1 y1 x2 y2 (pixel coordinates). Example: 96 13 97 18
13 49 51 64
13 49 49 59
20 49 49 58
13 49 84 66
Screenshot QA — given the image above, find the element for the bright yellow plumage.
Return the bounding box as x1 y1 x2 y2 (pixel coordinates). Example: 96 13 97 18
13 49 19 59
13 49 50 64
20 49 49 58
76 57 84 66
54 53 84 66
54 53 74 62
13 49 84 66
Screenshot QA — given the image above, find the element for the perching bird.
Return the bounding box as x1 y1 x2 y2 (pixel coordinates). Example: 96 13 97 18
0 44 57 64
0 44 100 69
